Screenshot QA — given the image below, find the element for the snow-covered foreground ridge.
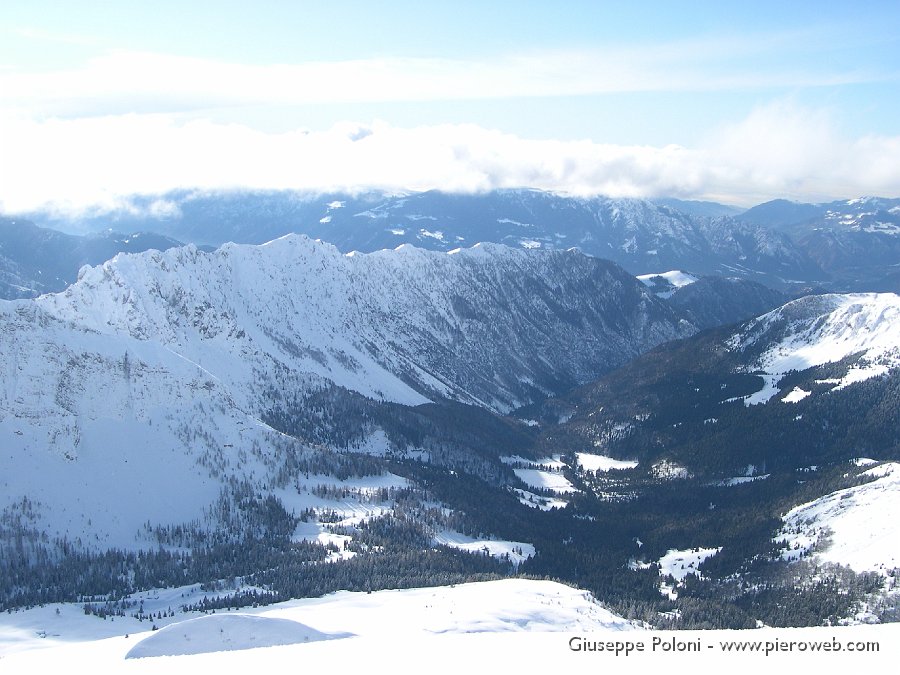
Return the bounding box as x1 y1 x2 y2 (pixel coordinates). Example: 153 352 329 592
730 293 900 405
0 579 635 658
2 579 897 675
0 237 689 549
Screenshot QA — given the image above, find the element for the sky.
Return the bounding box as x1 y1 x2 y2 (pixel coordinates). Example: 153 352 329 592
1 0 899 212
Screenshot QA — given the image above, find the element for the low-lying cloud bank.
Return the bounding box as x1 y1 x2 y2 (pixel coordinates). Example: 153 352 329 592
2 102 898 213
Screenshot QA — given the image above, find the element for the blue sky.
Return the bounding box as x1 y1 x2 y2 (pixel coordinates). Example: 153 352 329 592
1 1 899 210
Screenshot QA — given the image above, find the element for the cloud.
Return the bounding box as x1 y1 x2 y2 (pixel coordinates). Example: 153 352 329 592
699 102 900 203
1 33 886 120
1 103 898 213
14 26 100 47
2 35 892 212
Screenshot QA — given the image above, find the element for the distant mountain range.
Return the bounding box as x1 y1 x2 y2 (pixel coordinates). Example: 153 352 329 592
739 196 900 291
1 189 883 292
0 216 184 299
7 190 899 296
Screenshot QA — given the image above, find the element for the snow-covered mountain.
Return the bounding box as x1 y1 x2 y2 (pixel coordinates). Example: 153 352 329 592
37 235 692 411
0 236 692 551
730 293 900 405
532 291 900 477
2 231 897 629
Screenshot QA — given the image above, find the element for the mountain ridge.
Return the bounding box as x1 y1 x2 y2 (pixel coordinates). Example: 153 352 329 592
0 236 694 553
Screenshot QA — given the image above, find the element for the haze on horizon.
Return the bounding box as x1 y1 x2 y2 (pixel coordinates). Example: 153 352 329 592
1 0 899 214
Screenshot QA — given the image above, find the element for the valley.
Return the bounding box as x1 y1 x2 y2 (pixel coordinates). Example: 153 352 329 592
1 216 898 635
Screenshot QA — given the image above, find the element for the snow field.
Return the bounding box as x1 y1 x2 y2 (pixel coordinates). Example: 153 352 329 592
124 614 344 659
779 462 900 573
658 547 722 583
502 454 578 504
512 488 569 510
575 452 639 472
433 530 535 566
636 270 699 289
0 579 636 661
513 468 578 493
3 595 897 674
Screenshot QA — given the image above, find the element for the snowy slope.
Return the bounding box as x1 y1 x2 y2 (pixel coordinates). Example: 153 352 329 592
0 300 282 549
779 462 900 573
124 614 342 659
2 580 897 675
637 270 698 298
433 530 535 566
730 293 900 405
658 547 721 582
575 453 639 472
0 579 634 658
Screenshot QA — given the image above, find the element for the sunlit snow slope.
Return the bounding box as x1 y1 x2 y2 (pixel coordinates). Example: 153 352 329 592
0 578 635 658
730 293 900 405
780 462 900 573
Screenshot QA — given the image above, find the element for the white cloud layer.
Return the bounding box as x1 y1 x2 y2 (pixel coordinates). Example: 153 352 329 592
2 34 895 211
1 38 877 119
1 102 898 213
